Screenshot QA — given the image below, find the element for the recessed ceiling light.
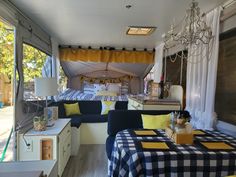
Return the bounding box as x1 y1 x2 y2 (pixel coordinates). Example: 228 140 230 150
126 26 156 36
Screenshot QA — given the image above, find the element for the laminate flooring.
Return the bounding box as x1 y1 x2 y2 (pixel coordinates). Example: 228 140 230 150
62 145 108 177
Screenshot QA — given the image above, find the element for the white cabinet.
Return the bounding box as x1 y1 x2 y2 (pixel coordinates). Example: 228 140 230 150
128 97 181 110
18 119 71 177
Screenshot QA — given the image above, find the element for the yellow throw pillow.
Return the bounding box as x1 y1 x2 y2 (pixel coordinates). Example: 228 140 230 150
101 101 116 115
141 114 171 129
64 103 81 117
96 90 118 96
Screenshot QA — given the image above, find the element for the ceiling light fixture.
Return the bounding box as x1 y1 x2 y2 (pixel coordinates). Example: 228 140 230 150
126 26 156 36
163 0 213 48
162 0 213 62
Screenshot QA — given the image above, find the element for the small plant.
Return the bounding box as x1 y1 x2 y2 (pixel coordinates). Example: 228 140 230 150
33 116 47 131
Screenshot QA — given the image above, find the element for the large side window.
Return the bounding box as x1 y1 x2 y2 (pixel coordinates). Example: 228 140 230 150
23 43 51 100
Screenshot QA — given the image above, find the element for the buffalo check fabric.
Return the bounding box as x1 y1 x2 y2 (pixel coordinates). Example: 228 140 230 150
108 129 236 177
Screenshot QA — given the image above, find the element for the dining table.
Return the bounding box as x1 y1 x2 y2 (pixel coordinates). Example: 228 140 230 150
108 129 236 177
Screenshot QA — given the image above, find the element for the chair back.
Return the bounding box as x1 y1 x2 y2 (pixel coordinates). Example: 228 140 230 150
169 85 183 109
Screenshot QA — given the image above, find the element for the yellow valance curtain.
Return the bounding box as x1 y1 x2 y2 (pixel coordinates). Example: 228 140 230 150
59 48 154 64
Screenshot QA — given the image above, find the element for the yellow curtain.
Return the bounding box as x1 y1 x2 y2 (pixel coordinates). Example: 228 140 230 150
59 48 154 64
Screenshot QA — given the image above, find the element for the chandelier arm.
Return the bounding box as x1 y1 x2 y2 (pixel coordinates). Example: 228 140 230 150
164 49 167 83
180 50 184 85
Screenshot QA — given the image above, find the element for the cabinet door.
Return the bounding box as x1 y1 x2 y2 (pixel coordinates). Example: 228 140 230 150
58 136 65 176
41 139 53 160
58 125 71 176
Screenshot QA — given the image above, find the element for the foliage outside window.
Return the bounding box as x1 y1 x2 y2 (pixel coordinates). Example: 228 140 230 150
0 20 14 106
0 20 14 80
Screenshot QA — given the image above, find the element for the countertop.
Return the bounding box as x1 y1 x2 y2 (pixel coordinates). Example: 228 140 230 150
128 95 180 105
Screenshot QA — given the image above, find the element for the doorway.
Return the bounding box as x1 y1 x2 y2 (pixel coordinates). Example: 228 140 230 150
0 18 15 162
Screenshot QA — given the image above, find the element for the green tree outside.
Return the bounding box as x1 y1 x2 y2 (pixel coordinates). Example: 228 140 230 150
0 20 14 80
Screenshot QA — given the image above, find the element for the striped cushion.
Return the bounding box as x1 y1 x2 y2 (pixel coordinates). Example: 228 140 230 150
83 83 95 94
121 82 129 95
94 84 106 92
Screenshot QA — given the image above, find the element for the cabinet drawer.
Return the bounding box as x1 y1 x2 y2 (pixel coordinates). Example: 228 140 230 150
59 134 71 175
59 123 71 142
64 136 71 163
132 102 143 110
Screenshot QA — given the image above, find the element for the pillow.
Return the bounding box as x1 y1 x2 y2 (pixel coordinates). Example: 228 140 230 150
64 103 81 116
121 82 129 95
101 101 116 115
141 114 171 129
94 84 106 92
106 83 121 95
96 90 118 96
83 82 95 94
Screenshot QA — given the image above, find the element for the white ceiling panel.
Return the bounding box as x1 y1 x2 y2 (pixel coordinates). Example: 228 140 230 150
10 0 226 48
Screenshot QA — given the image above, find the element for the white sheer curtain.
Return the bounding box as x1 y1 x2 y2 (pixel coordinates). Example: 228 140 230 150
153 43 165 83
186 7 222 130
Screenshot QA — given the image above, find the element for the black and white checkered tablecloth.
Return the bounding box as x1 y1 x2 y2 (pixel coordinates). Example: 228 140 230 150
108 129 236 177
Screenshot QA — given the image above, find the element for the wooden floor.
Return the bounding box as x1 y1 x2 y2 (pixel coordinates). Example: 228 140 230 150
62 145 108 177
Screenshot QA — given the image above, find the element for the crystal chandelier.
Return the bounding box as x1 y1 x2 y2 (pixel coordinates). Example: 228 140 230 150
163 0 213 50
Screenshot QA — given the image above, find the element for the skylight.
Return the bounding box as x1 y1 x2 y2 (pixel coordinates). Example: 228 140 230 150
126 26 156 36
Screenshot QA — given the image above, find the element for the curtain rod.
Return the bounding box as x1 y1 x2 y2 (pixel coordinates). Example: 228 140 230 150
201 0 236 15
59 45 156 52
221 0 236 21
222 0 236 9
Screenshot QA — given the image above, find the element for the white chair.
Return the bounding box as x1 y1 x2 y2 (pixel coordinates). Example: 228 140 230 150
169 85 183 109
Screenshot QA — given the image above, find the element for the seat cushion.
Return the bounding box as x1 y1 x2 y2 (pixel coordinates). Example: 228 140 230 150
106 136 115 160
70 114 108 123
50 101 128 118
69 116 82 128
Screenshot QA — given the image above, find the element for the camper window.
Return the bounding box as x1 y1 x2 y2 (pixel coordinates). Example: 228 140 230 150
23 43 52 100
